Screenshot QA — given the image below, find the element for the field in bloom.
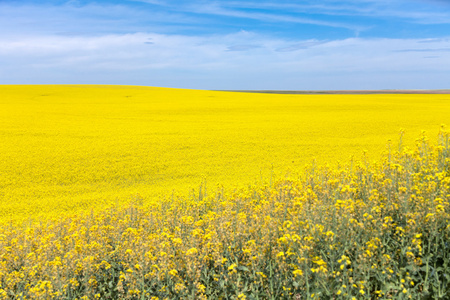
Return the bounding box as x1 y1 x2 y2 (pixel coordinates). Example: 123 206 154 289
0 126 449 299
0 86 450 299
1 85 450 223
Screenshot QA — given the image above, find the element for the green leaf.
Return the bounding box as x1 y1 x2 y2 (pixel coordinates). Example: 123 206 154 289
238 266 250 272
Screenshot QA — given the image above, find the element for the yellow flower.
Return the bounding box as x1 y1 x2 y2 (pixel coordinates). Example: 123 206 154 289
172 238 182 245
186 248 198 256
197 284 206 293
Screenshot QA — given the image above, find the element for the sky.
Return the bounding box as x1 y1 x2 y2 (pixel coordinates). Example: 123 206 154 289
1 0 450 90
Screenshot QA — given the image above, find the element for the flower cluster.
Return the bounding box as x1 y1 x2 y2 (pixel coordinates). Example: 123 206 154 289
0 129 449 299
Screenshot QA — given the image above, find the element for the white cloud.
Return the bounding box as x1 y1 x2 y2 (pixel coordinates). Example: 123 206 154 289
1 31 450 89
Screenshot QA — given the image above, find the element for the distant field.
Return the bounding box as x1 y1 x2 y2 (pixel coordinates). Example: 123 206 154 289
1 85 450 222
225 89 450 94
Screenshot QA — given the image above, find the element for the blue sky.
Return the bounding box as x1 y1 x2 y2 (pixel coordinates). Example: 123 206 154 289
1 0 450 89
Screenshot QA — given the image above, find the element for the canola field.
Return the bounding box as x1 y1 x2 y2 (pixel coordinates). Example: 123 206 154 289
1 85 450 223
1 85 450 299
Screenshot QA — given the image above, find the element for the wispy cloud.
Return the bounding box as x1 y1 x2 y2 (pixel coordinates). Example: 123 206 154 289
2 0 449 40
182 3 366 32
418 38 450 43
213 0 450 24
0 1 204 37
275 40 328 52
218 1 377 16
127 0 167 5
226 44 262 51
394 48 450 52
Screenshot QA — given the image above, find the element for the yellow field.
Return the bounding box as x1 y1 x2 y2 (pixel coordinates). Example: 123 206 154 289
1 85 450 299
1 85 450 223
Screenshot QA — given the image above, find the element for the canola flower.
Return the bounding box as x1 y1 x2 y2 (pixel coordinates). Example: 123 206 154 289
2 85 450 222
0 128 449 299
